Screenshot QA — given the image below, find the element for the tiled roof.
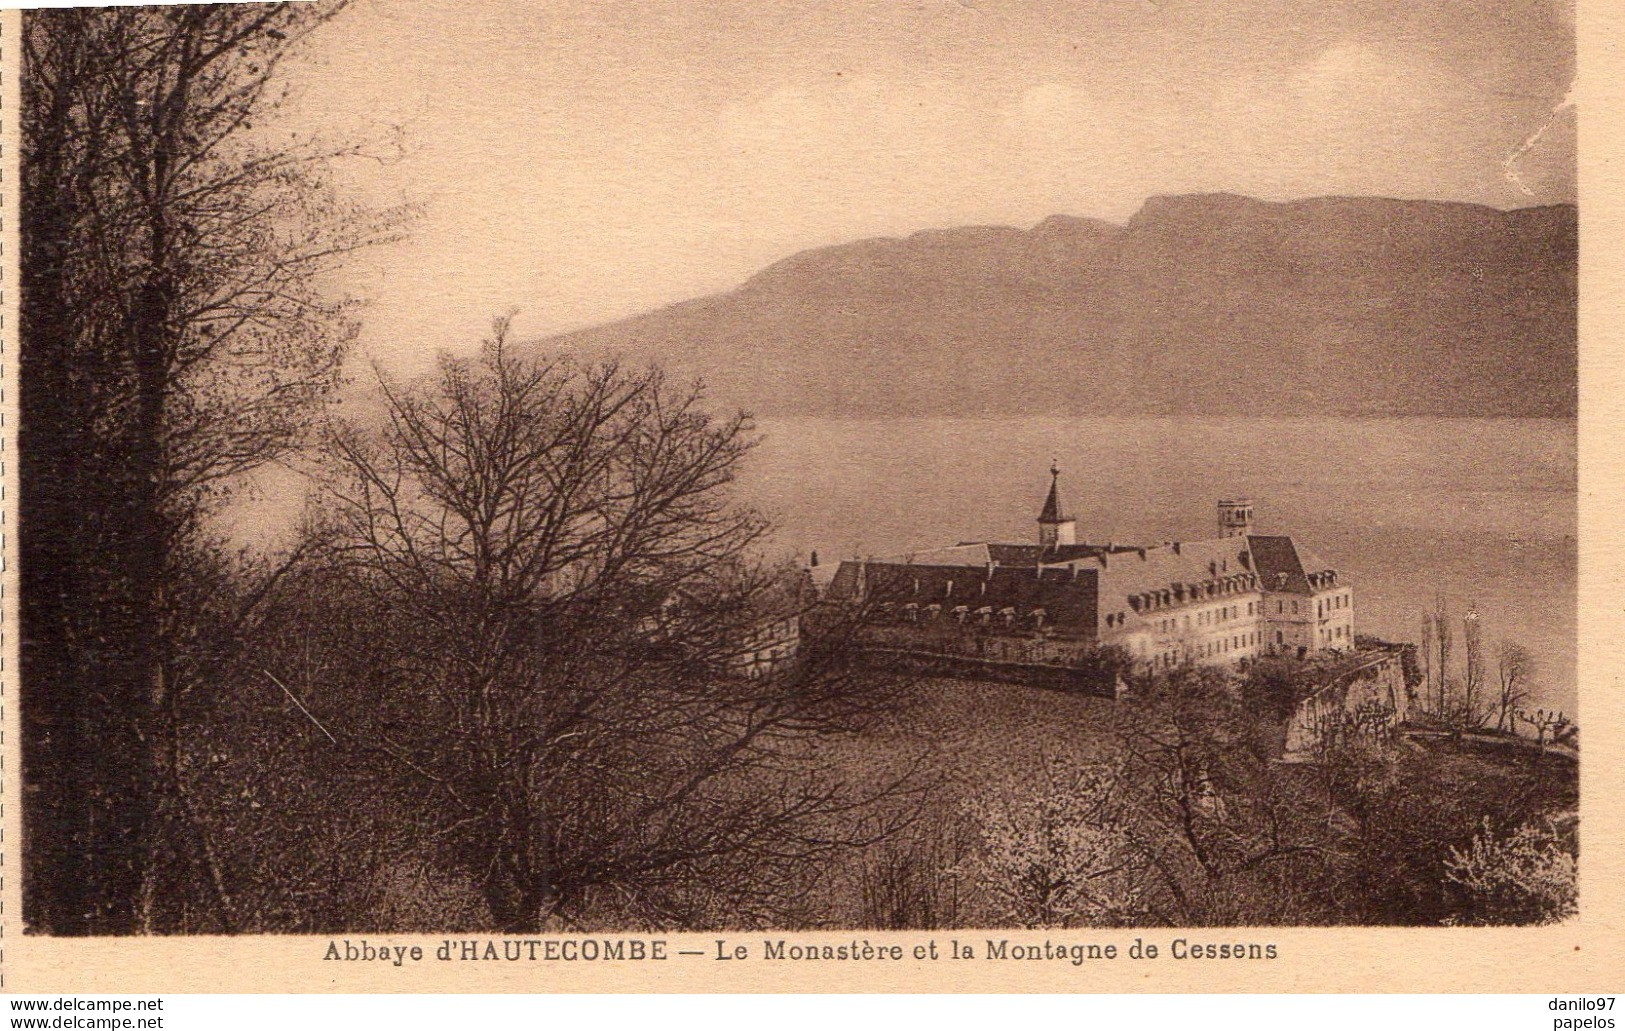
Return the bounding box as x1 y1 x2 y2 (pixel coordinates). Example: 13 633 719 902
1080 538 1256 612
985 543 1045 566
835 560 1100 634
1293 542 1336 579
1045 543 1110 563
978 542 1118 566
873 543 993 567
807 561 841 591
1247 535 1310 594
832 528 1341 629
826 561 863 601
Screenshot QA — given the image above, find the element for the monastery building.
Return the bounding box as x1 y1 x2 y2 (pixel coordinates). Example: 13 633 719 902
824 466 1355 674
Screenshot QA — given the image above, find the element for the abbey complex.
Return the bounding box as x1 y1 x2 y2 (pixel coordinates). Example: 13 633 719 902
810 467 1410 751
824 466 1353 668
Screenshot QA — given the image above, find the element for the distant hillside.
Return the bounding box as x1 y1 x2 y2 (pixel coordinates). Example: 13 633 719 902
539 194 1577 418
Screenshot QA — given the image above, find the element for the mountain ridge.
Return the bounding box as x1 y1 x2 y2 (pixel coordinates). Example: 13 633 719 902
534 193 1577 419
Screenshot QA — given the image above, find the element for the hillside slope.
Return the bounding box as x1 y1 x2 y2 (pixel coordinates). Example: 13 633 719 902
540 194 1577 418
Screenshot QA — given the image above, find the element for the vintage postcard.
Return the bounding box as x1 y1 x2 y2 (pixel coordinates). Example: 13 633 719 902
1 0 1619 994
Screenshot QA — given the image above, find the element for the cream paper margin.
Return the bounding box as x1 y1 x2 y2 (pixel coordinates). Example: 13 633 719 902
0 1 1619 995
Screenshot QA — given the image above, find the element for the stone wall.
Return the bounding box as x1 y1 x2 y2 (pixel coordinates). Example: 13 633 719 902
1282 648 1410 760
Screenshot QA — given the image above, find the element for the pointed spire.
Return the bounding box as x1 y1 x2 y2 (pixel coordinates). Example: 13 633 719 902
1038 461 1065 524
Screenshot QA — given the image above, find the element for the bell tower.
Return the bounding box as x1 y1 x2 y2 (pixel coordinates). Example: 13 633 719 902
1218 498 1254 538
1038 463 1077 549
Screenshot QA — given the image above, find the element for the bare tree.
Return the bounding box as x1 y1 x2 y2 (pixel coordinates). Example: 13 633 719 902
1516 708 1576 755
1419 614 1434 711
21 2 403 933
1494 641 1536 734
1431 593 1453 717
1105 666 1337 925
854 821 971 930
314 321 919 931
1460 608 1488 730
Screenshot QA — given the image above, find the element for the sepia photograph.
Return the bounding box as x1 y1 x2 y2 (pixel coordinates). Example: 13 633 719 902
14 0 1581 952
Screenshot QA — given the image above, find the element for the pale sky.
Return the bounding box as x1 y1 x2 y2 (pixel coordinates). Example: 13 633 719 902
277 0 1577 377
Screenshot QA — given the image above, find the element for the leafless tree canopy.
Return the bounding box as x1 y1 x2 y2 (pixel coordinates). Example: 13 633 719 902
21 2 403 933
300 322 921 931
1496 641 1536 734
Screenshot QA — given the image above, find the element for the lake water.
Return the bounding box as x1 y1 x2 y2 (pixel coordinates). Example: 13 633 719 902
228 415 1577 715
739 417 1577 716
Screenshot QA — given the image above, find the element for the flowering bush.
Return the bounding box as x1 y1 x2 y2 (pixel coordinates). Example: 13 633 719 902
961 757 1151 928
1444 818 1577 925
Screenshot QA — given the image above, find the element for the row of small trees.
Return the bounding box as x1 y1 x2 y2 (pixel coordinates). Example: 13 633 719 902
1419 595 1574 746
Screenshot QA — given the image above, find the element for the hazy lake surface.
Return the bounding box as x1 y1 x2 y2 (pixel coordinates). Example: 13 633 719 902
740 417 1577 715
